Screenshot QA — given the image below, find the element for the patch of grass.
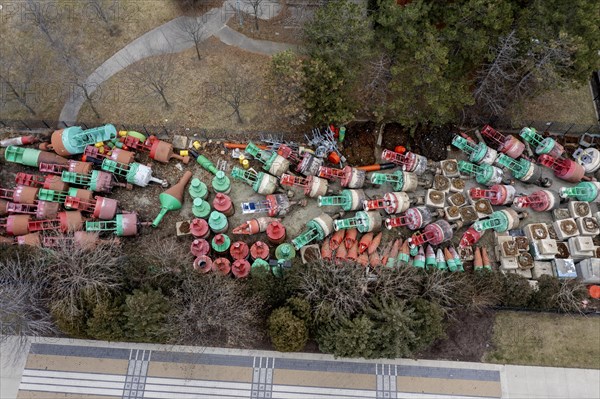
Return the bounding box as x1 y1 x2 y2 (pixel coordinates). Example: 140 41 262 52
78 39 285 132
510 84 598 125
484 311 600 369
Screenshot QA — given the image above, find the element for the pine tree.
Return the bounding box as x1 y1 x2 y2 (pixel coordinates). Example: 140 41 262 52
123 289 170 343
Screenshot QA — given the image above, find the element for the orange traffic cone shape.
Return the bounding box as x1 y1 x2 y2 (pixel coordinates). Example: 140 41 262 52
344 228 358 250
357 251 369 267
321 238 333 260
369 251 381 267
397 240 410 266
335 244 348 264
368 232 383 255
330 229 345 250
473 247 483 270
481 247 492 270
358 232 373 254
347 240 359 261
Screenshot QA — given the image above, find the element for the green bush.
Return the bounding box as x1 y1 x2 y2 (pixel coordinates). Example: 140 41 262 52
86 298 127 341
501 273 533 308
529 275 561 310
410 298 445 351
245 267 292 312
123 289 170 343
268 307 308 352
316 315 375 358
285 297 312 324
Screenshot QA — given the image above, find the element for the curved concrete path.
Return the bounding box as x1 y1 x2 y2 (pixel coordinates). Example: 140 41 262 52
59 0 293 124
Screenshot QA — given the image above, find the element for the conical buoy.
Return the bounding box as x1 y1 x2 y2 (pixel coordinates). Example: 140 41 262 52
358 232 373 254
152 171 192 227
444 247 457 272
344 228 358 250
386 239 400 268
474 247 483 271
368 251 381 267
481 247 492 271
330 229 344 250
397 240 410 266
347 240 359 261
425 245 436 269
335 243 348 263
368 232 382 255
436 248 447 270
357 251 369 267
413 246 425 268
321 238 333 260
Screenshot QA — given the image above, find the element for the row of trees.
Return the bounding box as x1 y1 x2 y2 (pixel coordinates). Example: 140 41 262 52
262 261 586 357
270 0 600 126
0 239 587 359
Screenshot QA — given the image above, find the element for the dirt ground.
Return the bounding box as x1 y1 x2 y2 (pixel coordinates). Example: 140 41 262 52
417 310 496 362
342 121 378 165
77 41 281 133
226 4 304 45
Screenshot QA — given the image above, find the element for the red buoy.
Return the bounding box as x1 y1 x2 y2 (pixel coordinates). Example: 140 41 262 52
193 255 213 273
250 241 270 260
230 241 249 260
190 218 210 238
212 257 231 275
190 239 210 257
213 193 234 216
232 259 251 278
266 221 286 244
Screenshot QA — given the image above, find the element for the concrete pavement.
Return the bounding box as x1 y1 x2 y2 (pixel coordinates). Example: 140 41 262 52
2 337 598 399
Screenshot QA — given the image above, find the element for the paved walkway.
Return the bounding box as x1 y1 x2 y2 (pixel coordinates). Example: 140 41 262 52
2 337 598 399
58 0 293 124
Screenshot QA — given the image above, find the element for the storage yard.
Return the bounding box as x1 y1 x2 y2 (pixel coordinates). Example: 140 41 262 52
1 124 599 290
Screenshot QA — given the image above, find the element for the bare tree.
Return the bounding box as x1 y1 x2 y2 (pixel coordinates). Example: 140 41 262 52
125 51 176 110
472 30 520 118
292 260 370 321
86 0 120 36
0 46 40 115
244 0 265 31
208 65 257 124
45 235 123 319
177 16 207 61
26 0 102 118
0 254 55 360
169 272 263 347
364 51 393 116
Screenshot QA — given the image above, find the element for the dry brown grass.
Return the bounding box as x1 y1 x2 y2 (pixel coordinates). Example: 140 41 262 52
484 311 600 369
509 84 598 125
78 39 282 131
0 0 181 120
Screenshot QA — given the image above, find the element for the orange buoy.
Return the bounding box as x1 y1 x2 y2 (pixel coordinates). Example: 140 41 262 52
321 238 333 260
588 285 600 299
344 228 358 249
368 232 383 255
358 232 373 254
330 229 345 250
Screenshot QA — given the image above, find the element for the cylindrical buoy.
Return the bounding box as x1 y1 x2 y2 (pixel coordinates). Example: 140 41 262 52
212 193 234 216
13 185 39 204
193 255 213 273
250 241 270 260
208 211 228 233
6 214 31 236
212 257 231 275
230 241 249 260
190 218 210 238
211 234 231 255
266 221 286 244
212 171 231 194
275 243 296 261
190 239 210 257
189 178 209 200
231 259 251 278
192 198 211 219
500 135 525 158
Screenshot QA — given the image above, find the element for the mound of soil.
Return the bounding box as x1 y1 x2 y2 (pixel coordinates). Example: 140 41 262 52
417 309 496 362
381 123 414 151
342 121 377 166
413 124 456 161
